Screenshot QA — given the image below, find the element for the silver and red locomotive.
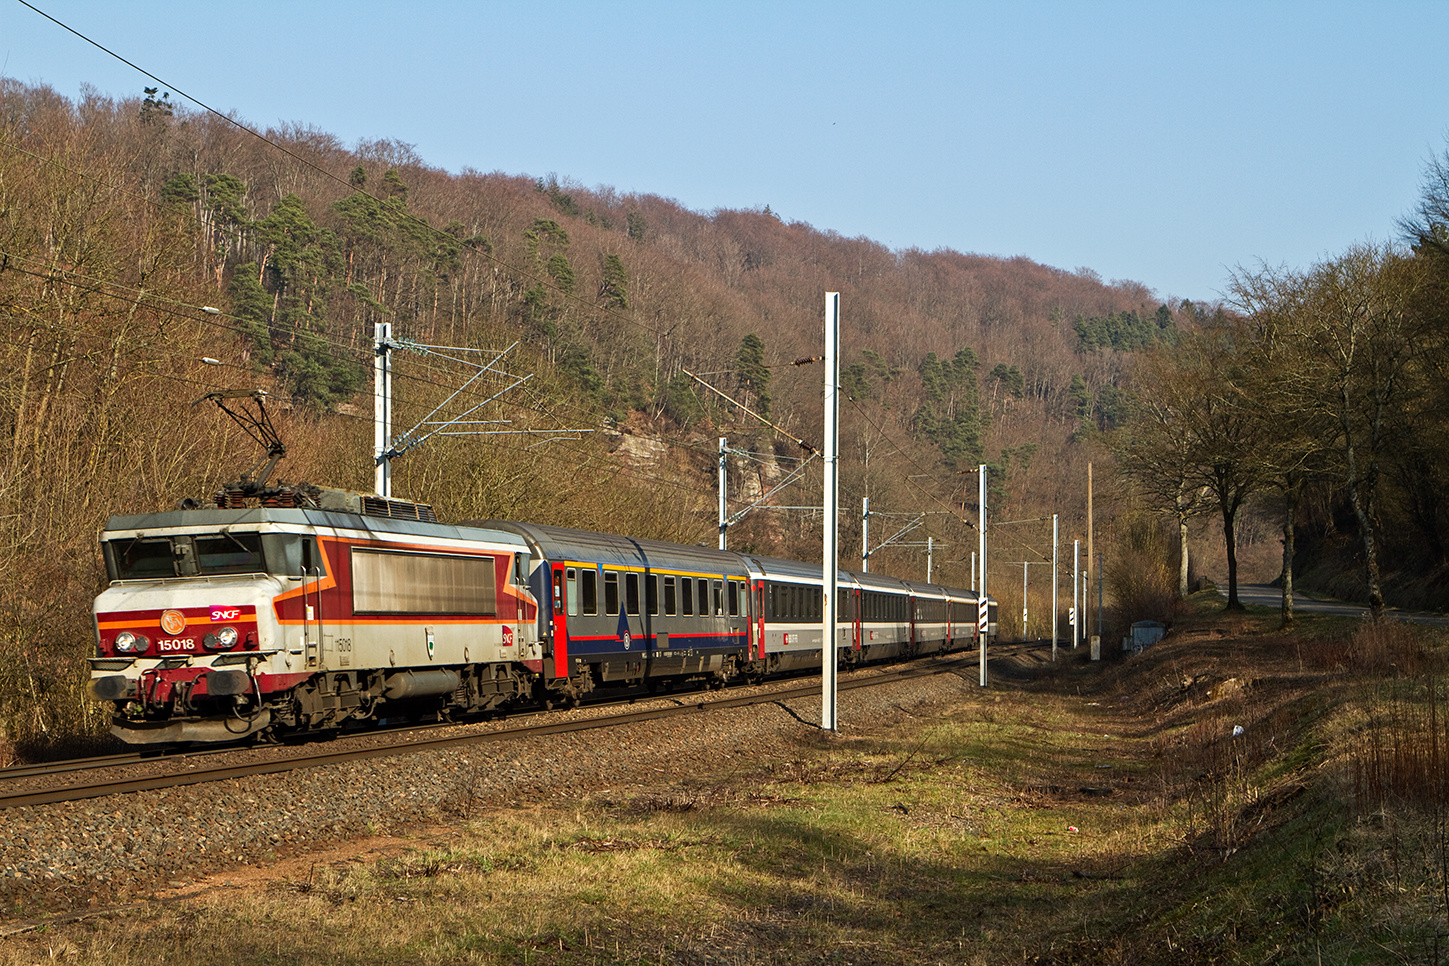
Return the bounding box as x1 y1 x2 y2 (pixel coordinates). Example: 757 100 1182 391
89 485 998 745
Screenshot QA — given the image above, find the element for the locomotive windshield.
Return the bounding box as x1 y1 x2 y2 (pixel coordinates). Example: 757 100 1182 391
104 532 320 580
114 539 176 579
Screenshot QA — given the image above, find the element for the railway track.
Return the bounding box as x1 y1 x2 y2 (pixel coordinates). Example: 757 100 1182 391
0 651 1010 810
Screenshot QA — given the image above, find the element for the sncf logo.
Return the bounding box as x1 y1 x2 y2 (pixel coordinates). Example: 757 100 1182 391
210 607 242 622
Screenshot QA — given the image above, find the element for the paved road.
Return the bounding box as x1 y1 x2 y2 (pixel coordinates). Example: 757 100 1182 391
1225 582 1449 628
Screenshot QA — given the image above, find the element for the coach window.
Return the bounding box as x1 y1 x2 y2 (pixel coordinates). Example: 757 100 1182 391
582 569 598 616
565 568 580 617
664 575 677 616
681 577 694 616
712 579 723 616
646 573 659 616
625 572 640 616
728 581 741 617
604 571 620 615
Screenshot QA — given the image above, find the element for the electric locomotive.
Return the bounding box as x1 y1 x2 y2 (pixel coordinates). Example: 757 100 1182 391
90 485 544 743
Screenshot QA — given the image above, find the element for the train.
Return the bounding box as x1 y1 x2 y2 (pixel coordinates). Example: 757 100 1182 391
87 483 998 745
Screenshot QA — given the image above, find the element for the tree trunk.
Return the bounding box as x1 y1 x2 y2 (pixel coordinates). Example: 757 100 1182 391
1222 499 1242 610
1341 393 1386 619
1178 517 1190 599
1346 470 1385 619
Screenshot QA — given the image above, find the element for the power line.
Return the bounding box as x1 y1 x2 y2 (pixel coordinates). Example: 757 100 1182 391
0 250 747 481
10 0 689 351
6 5 824 474
0 252 746 505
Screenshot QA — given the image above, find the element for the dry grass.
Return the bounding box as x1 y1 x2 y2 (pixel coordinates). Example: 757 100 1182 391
8 605 1449 964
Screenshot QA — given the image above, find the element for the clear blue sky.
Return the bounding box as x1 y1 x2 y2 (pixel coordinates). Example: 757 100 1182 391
3 0 1445 303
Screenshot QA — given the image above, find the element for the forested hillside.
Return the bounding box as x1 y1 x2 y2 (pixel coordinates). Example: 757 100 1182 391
0 80 1189 743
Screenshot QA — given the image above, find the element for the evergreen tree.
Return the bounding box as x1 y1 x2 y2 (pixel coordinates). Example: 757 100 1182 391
1068 373 1092 418
227 264 273 363
626 211 647 242
599 254 629 309
546 253 575 295
736 333 771 418
160 172 198 208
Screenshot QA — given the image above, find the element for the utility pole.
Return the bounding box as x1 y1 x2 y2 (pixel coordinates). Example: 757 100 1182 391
978 463 988 687
821 293 840 732
1073 538 1081 649
374 322 393 497
1088 462 1098 660
1052 513 1059 662
718 437 728 550
926 536 933 583
861 497 870 572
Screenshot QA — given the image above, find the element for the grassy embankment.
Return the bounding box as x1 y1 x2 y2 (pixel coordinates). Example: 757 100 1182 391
9 593 1449 965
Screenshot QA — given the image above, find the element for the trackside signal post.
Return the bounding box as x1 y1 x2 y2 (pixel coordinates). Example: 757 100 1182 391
821 293 841 732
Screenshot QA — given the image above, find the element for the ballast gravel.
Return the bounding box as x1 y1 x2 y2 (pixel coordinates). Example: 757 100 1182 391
0 662 1004 917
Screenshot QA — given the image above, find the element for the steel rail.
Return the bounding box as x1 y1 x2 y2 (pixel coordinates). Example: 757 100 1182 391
0 656 978 809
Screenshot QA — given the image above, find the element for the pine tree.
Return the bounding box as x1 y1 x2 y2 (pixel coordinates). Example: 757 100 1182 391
736 333 771 418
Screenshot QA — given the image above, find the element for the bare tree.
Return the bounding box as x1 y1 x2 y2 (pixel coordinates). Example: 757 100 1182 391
1233 246 1431 620
1122 327 1266 610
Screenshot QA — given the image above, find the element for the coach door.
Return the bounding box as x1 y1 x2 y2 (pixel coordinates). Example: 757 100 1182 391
851 586 862 652
753 580 766 659
549 563 569 679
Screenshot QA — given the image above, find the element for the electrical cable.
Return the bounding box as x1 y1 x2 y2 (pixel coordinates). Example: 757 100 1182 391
8 5 1066 580
4 10 828 466
10 0 693 352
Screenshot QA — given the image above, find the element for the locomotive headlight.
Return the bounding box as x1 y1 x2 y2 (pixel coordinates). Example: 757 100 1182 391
114 632 150 654
203 626 239 651
218 626 239 648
